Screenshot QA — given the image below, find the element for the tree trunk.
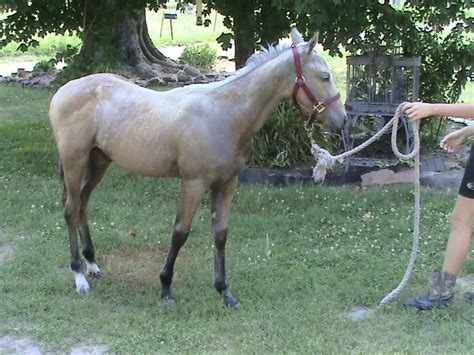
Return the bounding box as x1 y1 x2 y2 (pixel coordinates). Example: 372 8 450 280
79 1 179 79
232 1 256 69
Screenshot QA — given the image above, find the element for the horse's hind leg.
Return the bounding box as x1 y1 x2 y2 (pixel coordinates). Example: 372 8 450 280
210 176 239 309
61 152 91 293
160 179 207 304
78 148 111 278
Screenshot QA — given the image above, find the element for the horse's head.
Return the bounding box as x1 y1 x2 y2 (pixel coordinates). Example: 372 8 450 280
289 28 346 131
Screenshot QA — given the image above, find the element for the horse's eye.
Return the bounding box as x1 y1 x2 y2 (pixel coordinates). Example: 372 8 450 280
320 73 331 82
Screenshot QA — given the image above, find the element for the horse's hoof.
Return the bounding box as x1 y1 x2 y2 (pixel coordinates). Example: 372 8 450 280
161 295 177 305
86 262 101 278
161 289 177 305
222 290 240 309
87 271 101 278
73 272 90 294
76 285 90 294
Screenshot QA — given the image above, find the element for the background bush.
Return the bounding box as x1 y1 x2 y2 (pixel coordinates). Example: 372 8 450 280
248 102 340 168
179 43 217 71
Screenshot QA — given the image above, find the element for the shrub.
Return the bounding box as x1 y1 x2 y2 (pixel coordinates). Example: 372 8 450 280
248 102 340 168
179 43 217 71
32 59 55 74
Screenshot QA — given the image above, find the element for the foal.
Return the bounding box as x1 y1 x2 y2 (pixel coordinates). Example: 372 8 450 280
50 28 346 308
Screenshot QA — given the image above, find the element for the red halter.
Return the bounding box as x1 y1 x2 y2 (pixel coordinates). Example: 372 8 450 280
291 44 341 126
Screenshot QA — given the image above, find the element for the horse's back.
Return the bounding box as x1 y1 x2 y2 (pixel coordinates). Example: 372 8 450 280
50 73 140 118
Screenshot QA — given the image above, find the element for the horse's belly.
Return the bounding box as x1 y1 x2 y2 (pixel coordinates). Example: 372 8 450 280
99 143 179 177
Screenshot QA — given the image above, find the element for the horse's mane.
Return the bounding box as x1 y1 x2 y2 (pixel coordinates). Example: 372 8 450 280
206 41 299 88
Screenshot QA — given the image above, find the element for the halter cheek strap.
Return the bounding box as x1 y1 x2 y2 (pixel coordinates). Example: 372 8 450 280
291 44 341 126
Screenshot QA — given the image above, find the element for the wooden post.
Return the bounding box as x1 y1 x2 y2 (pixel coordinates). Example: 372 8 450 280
160 2 178 39
196 0 203 26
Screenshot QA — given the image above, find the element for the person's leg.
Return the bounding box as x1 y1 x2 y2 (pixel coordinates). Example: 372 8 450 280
442 195 474 275
403 145 474 309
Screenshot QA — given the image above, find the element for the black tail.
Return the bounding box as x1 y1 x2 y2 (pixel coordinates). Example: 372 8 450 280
56 152 64 184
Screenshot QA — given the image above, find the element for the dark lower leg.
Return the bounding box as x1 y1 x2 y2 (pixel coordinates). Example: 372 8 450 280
210 177 239 308
159 179 207 304
66 200 82 272
65 198 92 293
78 220 101 277
213 227 239 308
213 228 228 293
159 229 190 302
78 150 110 274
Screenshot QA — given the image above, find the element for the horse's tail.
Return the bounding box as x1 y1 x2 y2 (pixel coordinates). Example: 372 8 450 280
57 152 69 207
56 152 64 182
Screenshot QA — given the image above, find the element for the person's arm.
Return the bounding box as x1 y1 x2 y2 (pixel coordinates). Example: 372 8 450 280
440 125 474 152
403 102 474 121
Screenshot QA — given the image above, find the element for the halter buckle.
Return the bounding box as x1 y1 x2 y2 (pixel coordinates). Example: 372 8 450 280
313 102 325 114
295 76 306 84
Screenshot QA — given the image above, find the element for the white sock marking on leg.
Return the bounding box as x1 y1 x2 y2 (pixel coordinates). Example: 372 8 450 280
86 261 101 275
73 272 90 294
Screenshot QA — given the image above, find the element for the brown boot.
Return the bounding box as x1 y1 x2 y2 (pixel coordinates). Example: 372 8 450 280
402 268 456 310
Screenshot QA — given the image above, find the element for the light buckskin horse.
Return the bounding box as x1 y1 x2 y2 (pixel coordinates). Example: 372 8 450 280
50 28 346 308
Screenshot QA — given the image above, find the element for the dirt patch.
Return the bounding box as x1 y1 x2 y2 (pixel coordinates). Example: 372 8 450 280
0 335 42 354
100 246 165 287
0 243 13 264
458 274 474 291
342 306 375 321
69 342 108 355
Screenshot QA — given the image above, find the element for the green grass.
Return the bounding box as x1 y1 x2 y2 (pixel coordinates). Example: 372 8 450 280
1 85 473 353
147 9 227 46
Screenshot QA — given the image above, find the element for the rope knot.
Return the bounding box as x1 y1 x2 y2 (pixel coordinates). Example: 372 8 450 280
311 144 344 183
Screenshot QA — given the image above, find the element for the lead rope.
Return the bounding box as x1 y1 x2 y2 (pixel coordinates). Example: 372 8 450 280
310 103 420 307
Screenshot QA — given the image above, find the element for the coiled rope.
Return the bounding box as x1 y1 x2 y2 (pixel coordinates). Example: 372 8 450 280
311 103 420 307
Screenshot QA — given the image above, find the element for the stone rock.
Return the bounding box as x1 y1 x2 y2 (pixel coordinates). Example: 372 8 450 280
69 343 108 355
0 243 13 264
177 74 192 83
162 75 177 83
457 274 474 290
420 170 463 190
361 169 414 187
342 306 375 321
0 335 42 354
133 79 149 87
183 65 201 77
147 77 165 86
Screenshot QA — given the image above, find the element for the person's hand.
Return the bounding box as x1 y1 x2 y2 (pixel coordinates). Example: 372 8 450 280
440 129 467 152
403 102 435 121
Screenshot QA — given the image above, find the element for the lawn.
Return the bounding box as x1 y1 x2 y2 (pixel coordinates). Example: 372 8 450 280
0 85 473 353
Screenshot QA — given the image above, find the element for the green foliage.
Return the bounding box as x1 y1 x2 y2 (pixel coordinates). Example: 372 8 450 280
1 0 471 158
206 0 472 150
1 85 473 353
0 33 81 58
178 43 217 71
248 102 339 167
32 59 55 74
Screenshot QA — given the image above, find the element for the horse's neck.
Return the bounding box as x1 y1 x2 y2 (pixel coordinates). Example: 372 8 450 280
216 53 294 143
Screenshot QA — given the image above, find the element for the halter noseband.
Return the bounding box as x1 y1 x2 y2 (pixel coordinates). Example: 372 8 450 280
291 44 340 126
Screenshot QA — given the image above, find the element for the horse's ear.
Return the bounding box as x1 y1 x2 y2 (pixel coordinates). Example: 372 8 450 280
290 27 304 45
306 32 319 55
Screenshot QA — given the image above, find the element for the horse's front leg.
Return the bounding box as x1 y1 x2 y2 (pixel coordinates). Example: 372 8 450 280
211 176 239 309
160 179 207 304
